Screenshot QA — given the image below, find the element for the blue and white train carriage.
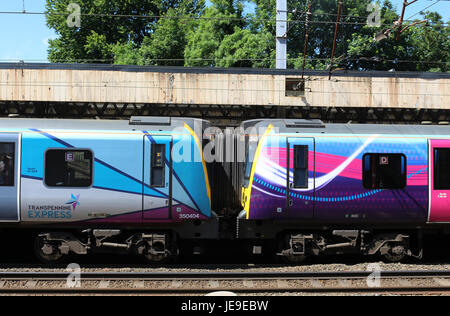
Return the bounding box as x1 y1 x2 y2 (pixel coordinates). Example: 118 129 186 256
0 117 217 262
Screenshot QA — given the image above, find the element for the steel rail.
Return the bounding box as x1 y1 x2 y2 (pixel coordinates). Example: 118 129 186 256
1 270 450 295
1 270 450 280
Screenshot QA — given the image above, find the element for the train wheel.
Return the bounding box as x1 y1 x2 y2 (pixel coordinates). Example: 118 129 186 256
33 234 66 264
141 239 179 264
381 242 407 263
142 247 168 264
276 238 307 264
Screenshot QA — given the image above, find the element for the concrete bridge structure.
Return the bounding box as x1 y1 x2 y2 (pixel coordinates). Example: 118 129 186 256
0 63 448 125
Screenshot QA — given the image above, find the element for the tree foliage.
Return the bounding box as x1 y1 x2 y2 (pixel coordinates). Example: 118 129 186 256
46 0 203 63
46 0 449 72
184 0 247 67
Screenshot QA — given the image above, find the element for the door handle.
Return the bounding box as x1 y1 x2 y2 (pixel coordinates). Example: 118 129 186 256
289 199 293 206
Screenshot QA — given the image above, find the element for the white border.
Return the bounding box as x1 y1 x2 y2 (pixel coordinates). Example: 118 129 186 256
427 138 431 222
0 133 21 222
16 133 21 222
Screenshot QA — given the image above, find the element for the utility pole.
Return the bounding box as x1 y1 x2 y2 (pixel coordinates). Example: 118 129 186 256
396 0 419 40
301 1 312 79
329 1 343 80
375 0 427 42
276 0 287 69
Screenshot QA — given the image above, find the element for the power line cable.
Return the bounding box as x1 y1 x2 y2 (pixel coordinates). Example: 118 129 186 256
0 10 447 27
0 57 447 65
407 0 442 20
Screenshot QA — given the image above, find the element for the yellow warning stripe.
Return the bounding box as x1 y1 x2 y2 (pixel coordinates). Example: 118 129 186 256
184 123 212 203
244 124 274 219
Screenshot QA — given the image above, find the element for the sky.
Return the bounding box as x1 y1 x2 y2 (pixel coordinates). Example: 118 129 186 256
0 0 448 63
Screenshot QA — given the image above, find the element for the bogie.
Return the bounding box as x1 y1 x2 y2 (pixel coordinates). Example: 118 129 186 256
270 230 418 264
31 230 179 264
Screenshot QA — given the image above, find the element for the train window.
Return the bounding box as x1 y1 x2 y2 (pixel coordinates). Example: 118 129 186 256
293 145 308 188
151 144 165 187
434 148 450 189
363 153 406 189
243 138 258 187
45 150 93 187
0 143 15 187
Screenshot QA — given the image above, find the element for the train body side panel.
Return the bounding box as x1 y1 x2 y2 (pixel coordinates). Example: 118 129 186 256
248 133 428 223
171 132 211 220
20 131 146 223
313 135 428 222
19 128 212 224
247 135 288 220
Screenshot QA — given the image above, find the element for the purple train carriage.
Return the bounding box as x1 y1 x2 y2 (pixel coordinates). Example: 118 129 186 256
236 119 450 263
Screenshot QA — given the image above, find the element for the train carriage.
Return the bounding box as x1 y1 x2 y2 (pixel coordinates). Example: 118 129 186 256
0 117 218 262
237 119 450 262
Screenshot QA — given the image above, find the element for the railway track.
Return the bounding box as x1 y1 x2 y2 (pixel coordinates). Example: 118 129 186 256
0 270 450 295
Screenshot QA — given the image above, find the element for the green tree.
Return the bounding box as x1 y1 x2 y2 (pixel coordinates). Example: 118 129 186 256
46 0 449 72
346 8 449 71
214 27 273 67
404 12 449 72
184 0 246 67
249 0 449 72
46 0 202 63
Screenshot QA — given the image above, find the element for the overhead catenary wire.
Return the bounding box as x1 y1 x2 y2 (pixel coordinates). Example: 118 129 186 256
0 10 448 28
407 0 442 20
1 6 449 23
0 4 446 71
1 57 447 65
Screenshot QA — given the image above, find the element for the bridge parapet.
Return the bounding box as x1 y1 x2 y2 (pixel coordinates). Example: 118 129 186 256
0 63 448 109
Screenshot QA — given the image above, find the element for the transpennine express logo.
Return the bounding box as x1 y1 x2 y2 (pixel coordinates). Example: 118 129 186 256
66 194 80 211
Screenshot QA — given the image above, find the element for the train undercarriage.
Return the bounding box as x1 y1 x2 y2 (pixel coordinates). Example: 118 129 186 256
274 230 423 263
33 230 180 263
25 218 426 264
236 218 426 264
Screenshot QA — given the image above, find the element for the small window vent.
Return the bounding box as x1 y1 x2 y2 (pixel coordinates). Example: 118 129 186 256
285 78 306 97
285 119 325 128
130 117 171 126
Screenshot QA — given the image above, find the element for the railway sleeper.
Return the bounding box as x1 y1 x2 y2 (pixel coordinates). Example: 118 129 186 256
276 231 422 263
34 230 179 263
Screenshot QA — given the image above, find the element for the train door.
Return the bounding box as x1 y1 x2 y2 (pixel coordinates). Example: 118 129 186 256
286 137 315 218
0 134 20 222
143 135 173 220
429 139 450 222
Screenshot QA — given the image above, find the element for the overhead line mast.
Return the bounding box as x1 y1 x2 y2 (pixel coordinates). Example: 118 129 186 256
397 0 419 40
329 1 343 80
301 1 312 80
276 0 287 69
